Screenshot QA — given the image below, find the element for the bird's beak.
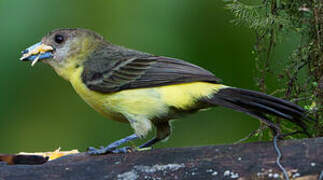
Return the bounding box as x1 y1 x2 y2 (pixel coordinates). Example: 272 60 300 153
20 42 54 66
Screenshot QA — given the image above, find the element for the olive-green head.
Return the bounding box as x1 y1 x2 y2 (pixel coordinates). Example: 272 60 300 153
20 28 106 73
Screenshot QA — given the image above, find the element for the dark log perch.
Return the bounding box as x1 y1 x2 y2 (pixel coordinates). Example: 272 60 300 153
0 138 322 180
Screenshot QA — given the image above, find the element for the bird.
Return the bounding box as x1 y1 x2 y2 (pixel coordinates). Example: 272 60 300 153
20 28 311 154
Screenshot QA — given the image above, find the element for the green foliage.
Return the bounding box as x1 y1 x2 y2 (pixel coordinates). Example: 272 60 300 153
225 1 274 31
225 0 323 139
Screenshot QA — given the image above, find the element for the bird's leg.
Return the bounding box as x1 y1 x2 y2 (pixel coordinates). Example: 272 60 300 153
112 137 161 153
138 122 171 149
88 134 139 155
139 137 161 148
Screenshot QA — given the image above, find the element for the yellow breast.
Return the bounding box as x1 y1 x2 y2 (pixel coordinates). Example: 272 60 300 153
68 67 227 123
69 67 167 123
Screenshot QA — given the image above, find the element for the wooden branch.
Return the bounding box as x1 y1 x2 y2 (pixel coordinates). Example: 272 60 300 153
0 138 322 180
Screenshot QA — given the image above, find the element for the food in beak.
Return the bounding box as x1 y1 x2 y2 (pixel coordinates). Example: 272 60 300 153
20 42 54 66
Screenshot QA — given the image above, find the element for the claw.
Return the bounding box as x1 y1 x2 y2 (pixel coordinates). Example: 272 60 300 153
112 146 134 153
88 146 134 155
87 146 112 155
87 134 140 155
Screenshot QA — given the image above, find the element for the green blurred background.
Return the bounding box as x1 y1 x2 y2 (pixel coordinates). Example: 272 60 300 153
0 0 296 153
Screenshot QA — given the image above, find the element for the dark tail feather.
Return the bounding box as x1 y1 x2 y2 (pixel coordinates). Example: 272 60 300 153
206 87 311 135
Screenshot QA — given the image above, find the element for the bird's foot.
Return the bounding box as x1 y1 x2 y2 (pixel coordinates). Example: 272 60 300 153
111 146 152 153
88 134 140 155
87 146 111 155
112 146 135 153
87 146 136 155
87 145 152 155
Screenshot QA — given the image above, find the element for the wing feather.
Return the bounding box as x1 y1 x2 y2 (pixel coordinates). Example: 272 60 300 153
82 47 220 93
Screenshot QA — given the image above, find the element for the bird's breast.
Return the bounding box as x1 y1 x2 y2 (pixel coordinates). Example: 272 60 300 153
68 67 168 123
69 67 228 123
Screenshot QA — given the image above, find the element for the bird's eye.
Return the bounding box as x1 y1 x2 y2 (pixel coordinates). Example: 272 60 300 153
54 34 64 44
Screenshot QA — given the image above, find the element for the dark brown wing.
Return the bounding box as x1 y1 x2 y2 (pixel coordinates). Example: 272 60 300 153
82 49 221 93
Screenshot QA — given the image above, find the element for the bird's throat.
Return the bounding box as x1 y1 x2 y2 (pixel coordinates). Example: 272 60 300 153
51 59 82 81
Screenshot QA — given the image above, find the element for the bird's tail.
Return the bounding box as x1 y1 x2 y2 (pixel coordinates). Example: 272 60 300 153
205 87 312 135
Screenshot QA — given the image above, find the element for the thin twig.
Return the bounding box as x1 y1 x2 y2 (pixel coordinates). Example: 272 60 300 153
285 60 309 98
273 135 290 180
234 125 267 144
319 170 323 180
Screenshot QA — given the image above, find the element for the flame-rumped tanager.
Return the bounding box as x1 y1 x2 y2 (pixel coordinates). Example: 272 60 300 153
20 28 311 154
